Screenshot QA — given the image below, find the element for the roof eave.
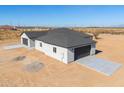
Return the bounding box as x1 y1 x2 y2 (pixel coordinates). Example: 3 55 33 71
66 42 96 48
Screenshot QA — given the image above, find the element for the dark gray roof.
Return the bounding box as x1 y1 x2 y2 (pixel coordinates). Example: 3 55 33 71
24 31 48 40
36 28 95 48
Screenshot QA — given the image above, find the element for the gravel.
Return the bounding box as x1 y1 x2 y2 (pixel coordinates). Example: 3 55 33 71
24 62 44 72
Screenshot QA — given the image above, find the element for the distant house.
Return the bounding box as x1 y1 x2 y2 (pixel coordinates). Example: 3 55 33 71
21 28 96 64
0 25 16 31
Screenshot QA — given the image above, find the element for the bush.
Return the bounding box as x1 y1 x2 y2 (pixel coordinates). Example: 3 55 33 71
92 32 100 39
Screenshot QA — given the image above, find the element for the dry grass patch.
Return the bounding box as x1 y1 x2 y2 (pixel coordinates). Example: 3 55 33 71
72 28 124 40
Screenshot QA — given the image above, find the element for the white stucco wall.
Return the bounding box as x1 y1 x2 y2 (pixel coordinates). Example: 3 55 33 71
21 33 35 48
67 48 74 63
35 40 96 64
90 43 96 55
35 40 68 64
30 39 35 47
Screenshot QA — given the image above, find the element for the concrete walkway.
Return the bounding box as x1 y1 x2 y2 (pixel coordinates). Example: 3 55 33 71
76 56 122 76
3 44 25 50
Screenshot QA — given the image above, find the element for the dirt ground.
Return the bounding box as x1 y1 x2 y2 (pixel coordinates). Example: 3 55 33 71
0 34 124 87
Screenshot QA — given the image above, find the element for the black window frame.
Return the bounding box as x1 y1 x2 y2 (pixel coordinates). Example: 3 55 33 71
53 47 57 53
40 43 42 47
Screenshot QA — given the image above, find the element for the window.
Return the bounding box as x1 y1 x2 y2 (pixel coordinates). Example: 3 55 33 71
40 43 42 47
53 47 57 53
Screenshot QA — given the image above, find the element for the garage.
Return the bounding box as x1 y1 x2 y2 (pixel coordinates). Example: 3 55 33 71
74 45 91 60
22 38 28 46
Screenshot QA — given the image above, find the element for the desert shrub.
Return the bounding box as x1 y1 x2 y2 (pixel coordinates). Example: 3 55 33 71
72 27 124 35
92 32 100 39
0 36 2 40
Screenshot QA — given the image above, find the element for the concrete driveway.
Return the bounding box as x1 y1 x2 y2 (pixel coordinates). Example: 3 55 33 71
3 44 25 50
76 56 122 76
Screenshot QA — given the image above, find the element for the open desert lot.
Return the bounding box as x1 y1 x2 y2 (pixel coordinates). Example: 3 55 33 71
0 34 124 87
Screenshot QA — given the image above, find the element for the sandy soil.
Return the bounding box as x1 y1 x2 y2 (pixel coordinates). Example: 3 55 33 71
0 34 124 87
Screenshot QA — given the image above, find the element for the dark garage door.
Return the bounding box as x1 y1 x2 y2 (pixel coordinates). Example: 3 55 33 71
22 38 28 46
74 45 91 60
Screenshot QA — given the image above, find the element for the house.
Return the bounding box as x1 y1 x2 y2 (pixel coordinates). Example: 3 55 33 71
21 28 96 64
0 25 16 31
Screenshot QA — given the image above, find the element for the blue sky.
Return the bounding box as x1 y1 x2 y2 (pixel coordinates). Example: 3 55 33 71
0 5 124 27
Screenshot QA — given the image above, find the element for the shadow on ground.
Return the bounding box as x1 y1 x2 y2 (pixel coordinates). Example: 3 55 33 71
95 50 102 55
